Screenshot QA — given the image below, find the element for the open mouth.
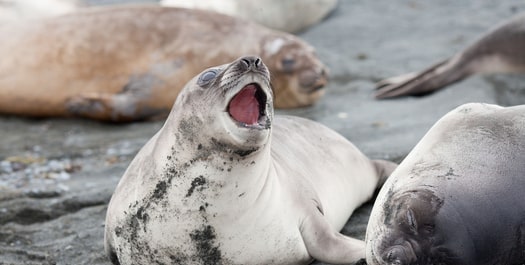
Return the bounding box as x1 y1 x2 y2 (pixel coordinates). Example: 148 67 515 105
227 83 268 127
309 84 325 93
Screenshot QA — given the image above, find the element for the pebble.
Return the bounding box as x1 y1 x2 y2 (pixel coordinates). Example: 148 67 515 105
0 156 80 190
0 160 12 173
106 141 136 157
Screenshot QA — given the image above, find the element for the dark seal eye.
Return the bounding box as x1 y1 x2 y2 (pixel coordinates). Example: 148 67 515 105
198 70 218 87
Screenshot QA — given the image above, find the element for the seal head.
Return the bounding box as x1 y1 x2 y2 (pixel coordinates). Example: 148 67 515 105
261 35 328 108
366 188 462 265
172 55 274 152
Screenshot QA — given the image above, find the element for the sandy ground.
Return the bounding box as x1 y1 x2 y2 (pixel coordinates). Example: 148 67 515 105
1 1 525 264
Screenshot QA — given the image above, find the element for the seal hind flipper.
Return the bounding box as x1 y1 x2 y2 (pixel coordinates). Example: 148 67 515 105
375 71 418 89
300 206 365 264
374 56 474 99
375 13 525 100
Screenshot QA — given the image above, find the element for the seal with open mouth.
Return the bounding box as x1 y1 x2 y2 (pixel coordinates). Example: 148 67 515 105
104 56 396 264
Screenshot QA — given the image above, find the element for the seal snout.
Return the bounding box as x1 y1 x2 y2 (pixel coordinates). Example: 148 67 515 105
299 67 328 93
240 56 263 71
381 242 417 265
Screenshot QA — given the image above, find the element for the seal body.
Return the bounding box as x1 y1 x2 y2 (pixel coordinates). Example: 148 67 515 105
0 5 327 122
375 13 525 99
365 103 525 264
160 0 338 33
105 56 395 264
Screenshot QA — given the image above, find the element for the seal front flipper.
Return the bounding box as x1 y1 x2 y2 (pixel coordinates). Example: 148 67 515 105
300 205 365 264
371 159 398 188
65 92 167 122
374 55 472 99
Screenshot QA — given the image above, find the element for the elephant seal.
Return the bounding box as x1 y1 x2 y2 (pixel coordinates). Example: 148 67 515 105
365 103 525 264
160 0 338 33
0 5 327 122
104 56 396 264
375 13 525 99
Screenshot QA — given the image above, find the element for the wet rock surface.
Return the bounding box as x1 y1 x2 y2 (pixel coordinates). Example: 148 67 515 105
1 1 525 264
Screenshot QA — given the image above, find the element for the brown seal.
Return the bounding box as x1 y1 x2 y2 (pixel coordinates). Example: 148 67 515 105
0 0 79 24
375 13 525 99
0 5 327 122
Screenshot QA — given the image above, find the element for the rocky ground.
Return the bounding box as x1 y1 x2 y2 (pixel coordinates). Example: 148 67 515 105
1 1 525 264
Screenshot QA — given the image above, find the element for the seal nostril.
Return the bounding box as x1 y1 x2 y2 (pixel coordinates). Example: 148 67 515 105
241 58 250 68
255 57 262 68
320 68 327 77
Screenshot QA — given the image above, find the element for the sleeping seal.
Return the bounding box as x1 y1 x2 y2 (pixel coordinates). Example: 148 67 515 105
366 103 525 264
375 13 525 99
104 56 396 264
0 5 327 122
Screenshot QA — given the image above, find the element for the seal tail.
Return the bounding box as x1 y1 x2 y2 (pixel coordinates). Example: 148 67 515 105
374 55 473 99
371 159 398 188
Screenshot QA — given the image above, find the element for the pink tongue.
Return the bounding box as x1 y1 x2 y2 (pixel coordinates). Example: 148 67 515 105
229 84 260 125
